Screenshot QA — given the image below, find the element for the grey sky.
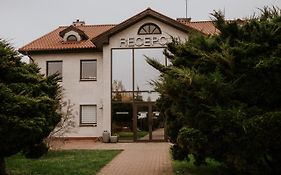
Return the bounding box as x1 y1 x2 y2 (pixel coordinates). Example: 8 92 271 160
0 0 280 49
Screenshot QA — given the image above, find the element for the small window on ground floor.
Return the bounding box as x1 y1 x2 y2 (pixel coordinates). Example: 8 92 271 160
80 60 97 81
80 105 97 126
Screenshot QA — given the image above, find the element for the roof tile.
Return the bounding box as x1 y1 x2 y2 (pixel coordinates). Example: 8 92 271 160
19 15 219 53
178 20 219 35
19 25 115 53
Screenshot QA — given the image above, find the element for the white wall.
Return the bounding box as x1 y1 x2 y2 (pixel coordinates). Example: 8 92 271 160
29 17 190 138
31 52 104 137
101 17 190 134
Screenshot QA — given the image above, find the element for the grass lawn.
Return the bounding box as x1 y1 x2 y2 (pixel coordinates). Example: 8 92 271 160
6 149 121 175
117 131 148 140
172 155 226 175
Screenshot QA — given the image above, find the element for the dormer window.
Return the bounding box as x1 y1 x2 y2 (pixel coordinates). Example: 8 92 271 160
67 35 78 41
59 23 89 42
63 32 81 42
138 23 161 35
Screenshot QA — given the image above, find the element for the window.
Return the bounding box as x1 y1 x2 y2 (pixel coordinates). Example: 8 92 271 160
112 49 133 91
80 105 97 125
138 23 161 35
134 48 165 91
46 61 62 78
67 35 78 41
80 60 97 80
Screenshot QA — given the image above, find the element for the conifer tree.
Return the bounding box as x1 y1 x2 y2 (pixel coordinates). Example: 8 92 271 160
148 7 281 174
0 40 62 175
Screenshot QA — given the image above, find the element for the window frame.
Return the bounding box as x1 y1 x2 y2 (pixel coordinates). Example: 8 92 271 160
46 60 63 81
67 35 78 41
80 59 97 81
79 105 97 126
138 23 162 35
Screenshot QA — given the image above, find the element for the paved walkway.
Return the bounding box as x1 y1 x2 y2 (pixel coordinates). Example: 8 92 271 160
140 128 165 140
53 141 173 175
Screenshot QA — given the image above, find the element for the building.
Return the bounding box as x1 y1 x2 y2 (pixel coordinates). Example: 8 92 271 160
19 8 217 142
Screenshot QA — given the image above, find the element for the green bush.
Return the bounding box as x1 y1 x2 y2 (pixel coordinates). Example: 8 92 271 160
0 39 62 175
23 142 49 159
148 7 281 174
171 144 188 161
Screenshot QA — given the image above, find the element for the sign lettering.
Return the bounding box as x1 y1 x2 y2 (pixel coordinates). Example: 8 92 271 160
120 36 169 48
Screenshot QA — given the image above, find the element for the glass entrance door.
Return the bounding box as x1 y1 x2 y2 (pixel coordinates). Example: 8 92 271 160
111 48 167 142
152 105 165 141
134 103 165 141
135 104 150 141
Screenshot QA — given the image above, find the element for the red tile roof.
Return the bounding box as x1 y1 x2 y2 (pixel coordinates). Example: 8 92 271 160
178 20 219 35
19 9 219 54
19 25 115 53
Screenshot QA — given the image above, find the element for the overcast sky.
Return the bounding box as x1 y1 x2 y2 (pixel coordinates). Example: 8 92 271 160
0 0 280 49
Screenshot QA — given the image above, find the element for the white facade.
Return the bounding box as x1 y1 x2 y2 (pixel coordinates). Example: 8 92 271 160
26 10 191 138
32 52 105 137
102 17 188 137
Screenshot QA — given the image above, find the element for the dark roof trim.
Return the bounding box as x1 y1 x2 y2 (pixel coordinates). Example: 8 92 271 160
59 25 89 40
91 8 195 49
20 47 101 55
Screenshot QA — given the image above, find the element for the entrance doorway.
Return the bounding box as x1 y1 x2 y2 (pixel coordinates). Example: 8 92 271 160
133 102 166 142
111 48 167 142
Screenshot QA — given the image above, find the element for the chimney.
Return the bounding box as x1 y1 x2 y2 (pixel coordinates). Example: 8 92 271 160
176 18 192 24
73 19 85 26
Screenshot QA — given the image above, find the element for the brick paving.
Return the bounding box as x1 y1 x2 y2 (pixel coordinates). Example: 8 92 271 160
53 141 173 175
140 128 165 140
97 142 172 175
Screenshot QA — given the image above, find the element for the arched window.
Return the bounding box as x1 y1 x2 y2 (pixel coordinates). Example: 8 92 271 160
138 23 161 35
67 35 78 41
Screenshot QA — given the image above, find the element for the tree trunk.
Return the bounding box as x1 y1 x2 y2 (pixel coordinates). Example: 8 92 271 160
0 157 7 175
